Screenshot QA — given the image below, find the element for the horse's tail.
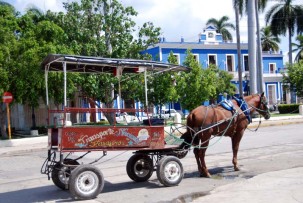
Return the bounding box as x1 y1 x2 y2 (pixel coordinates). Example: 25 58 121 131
179 131 192 149
186 112 194 127
179 112 196 149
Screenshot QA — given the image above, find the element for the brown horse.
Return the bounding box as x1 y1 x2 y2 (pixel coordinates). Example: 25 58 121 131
180 93 270 177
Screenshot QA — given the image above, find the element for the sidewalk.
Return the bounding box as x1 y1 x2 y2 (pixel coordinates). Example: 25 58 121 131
193 167 303 203
0 115 302 155
251 114 303 127
0 135 47 155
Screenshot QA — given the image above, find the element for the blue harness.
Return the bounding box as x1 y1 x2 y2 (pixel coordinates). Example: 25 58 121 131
220 97 251 123
220 99 234 111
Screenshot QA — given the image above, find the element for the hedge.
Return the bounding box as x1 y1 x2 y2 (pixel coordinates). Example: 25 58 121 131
277 104 301 114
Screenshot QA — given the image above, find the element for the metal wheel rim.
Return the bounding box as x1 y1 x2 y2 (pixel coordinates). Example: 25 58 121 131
58 166 69 184
75 171 99 195
164 161 181 182
134 159 150 178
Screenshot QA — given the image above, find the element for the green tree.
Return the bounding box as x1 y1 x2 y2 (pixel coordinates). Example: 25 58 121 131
265 0 303 64
206 64 236 103
261 26 281 51
147 71 178 113
61 0 138 57
167 51 178 65
233 0 269 94
283 61 303 97
128 21 162 59
0 4 19 138
292 35 303 62
119 74 145 105
233 0 268 16
176 50 206 111
15 8 72 129
140 51 179 112
206 16 235 41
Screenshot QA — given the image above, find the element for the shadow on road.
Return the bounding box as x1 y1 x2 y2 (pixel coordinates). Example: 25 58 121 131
0 185 70 203
0 179 162 203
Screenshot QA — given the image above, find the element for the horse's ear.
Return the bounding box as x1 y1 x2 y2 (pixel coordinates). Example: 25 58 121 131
261 92 264 97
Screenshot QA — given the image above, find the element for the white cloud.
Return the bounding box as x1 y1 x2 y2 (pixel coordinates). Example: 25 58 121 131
4 0 301 55
7 0 64 13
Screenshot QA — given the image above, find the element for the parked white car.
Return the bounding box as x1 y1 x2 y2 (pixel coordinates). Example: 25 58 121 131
115 112 139 123
160 109 180 119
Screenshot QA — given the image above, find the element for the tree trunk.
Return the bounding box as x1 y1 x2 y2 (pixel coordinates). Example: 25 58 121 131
288 27 293 65
88 99 97 123
235 5 243 97
255 0 264 93
31 106 36 129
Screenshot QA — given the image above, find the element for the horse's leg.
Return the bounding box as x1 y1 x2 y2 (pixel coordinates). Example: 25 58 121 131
231 129 244 171
193 148 203 175
196 147 211 177
194 133 212 178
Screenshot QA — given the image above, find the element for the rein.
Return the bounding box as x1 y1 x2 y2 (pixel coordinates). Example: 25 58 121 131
176 94 269 150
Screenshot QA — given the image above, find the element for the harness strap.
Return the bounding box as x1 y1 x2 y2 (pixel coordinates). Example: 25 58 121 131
233 96 251 123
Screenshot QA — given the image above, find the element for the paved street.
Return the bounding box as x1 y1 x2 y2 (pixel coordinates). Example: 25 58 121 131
0 120 303 203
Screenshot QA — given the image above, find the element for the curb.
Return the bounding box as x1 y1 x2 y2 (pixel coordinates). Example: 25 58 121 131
0 117 302 154
0 136 47 147
250 116 303 128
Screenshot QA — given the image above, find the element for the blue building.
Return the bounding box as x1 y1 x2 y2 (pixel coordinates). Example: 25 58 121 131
143 26 294 107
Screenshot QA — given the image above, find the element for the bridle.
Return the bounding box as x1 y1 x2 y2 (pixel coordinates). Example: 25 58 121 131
249 94 270 118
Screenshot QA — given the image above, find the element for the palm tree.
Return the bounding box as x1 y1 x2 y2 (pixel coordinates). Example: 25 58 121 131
233 0 269 94
233 1 243 97
25 5 45 23
292 35 303 62
206 16 235 42
265 0 303 65
261 26 281 51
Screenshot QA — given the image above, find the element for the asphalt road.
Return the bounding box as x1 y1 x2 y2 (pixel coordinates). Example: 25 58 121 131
0 123 303 203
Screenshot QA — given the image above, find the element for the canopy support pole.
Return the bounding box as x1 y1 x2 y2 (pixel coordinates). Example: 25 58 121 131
63 62 67 107
45 65 49 106
144 68 148 108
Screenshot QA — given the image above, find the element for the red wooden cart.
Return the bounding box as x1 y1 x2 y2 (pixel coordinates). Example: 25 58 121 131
40 54 190 200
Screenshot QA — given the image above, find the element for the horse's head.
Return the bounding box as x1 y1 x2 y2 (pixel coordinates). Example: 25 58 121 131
257 92 271 120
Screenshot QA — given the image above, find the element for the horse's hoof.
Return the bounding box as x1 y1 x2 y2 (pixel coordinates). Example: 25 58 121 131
234 167 240 171
200 173 212 178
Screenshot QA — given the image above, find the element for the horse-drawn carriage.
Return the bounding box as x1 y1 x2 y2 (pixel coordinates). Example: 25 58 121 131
40 54 270 200
40 54 190 200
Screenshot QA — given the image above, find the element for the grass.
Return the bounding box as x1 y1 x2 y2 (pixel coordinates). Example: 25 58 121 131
270 112 300 117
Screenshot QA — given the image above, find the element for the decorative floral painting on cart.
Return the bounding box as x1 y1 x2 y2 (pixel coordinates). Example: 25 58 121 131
54 126 165 150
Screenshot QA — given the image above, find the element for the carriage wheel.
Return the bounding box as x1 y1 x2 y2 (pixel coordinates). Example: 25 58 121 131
157 156 184 187
69 165 104 200
51 159 79 190
126 154 154 182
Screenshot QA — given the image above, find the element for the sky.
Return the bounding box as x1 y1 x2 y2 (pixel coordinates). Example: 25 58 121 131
3 0 301 62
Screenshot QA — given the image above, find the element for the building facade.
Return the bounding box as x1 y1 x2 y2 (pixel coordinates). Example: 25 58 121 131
143 26 293 107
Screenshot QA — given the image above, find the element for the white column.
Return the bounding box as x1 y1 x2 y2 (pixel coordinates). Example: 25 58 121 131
248 0 257 94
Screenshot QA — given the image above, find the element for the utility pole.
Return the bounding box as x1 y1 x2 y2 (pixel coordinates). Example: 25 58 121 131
247 0 257 94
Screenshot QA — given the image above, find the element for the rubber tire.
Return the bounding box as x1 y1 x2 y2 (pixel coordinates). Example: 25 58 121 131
156 156 184 187
69 165 104 200
126 154 153 182
51 159 79 190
